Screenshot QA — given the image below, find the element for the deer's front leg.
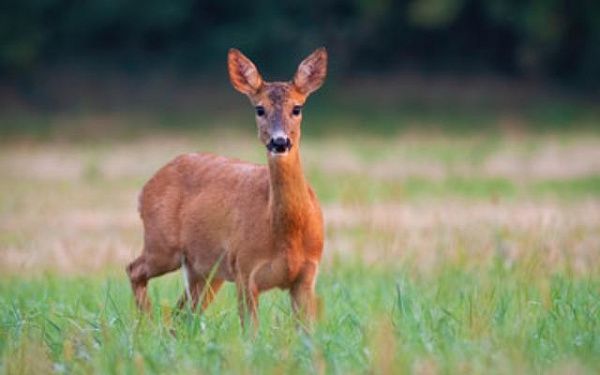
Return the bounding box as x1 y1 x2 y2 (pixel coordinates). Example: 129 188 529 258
290 261 319 328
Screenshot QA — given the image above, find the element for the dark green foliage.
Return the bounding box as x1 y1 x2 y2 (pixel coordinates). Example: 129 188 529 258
1 0 599 87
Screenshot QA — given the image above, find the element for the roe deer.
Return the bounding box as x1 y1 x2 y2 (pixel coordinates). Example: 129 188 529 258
126 48 327 328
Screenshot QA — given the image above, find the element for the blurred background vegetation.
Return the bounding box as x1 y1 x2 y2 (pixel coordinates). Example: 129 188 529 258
0 0 599 136
2 0 600 83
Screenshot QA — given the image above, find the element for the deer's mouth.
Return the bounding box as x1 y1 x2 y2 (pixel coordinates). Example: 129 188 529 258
267 138 292 154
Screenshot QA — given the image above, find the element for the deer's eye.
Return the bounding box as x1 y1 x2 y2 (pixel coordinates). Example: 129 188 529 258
292 105 302 116
255 106 265 117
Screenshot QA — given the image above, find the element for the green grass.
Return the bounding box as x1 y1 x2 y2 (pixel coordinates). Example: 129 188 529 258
1 104 600 373
310 173 600 203
1 262 599 374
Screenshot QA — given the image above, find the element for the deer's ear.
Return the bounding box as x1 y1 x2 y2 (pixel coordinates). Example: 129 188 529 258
228 49 263 95
293 47 327 95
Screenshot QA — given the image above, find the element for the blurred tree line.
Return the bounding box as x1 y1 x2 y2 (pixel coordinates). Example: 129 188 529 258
1 0 599 87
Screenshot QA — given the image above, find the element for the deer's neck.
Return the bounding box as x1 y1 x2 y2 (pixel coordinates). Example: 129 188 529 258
267 147 310 237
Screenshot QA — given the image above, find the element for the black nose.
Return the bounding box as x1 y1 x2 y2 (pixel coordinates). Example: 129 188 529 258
267 136 292 153
273 136 288 147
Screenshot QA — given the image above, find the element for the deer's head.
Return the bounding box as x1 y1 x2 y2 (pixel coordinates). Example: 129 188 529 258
228 48 327 156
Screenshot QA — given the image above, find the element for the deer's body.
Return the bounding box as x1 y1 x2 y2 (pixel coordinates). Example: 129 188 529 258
136 151 323 299
127 48 327 327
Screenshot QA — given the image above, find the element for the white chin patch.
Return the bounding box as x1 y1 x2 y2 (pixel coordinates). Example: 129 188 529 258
269 150 289 157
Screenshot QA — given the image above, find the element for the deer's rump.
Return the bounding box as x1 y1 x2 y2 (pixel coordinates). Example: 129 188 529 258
138 153 270 281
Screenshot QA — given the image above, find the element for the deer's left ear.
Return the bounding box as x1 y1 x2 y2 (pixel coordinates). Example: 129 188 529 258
228 48 263 95
293 47 327 95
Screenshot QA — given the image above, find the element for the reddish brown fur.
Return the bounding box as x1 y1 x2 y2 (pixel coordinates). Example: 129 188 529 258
127 48 327 328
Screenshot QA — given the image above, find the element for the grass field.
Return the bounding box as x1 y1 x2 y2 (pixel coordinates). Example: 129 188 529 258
1 102 600 374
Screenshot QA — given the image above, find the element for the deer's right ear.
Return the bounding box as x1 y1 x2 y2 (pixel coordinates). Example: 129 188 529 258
293 47 327 95
228 49 263 95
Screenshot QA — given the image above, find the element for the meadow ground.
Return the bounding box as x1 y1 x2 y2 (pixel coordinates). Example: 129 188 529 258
1 100 600 374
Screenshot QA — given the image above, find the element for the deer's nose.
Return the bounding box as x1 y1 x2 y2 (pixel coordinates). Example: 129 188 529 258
272 136 288 147
267 135 292 154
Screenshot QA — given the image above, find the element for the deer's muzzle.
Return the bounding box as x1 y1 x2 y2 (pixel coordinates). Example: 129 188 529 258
267 136 292 154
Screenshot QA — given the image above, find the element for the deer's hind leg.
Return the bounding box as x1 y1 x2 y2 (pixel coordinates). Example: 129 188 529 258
176 272 224 313
127 245 181 312
236 281 260 329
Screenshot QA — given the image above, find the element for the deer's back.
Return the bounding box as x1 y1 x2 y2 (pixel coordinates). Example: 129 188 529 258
139 153 270 271
139 153 268 241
